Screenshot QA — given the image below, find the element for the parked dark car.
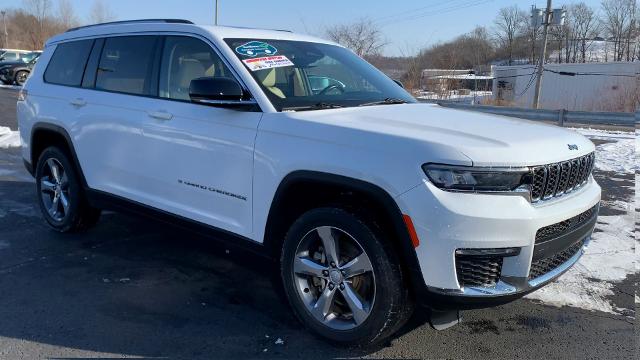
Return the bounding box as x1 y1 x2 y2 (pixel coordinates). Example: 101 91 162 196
0 53 40 85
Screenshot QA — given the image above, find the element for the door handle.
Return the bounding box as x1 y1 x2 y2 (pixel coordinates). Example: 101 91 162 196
70 98 87 107
148 111 173 121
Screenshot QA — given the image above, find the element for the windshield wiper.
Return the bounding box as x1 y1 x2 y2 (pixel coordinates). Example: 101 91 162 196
358 98 408 107
282 102 344 112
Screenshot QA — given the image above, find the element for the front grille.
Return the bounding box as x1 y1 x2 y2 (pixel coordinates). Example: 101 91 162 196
455 255 503 288
530 152 595 202
535 205 598 244
529 240 584 279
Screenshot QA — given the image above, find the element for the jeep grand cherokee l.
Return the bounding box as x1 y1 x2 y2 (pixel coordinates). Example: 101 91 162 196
17 19 601 345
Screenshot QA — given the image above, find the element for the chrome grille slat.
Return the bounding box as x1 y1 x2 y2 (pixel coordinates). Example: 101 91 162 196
531 152 594 203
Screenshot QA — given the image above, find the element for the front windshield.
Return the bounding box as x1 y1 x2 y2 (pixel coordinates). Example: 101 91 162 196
224 38 415 111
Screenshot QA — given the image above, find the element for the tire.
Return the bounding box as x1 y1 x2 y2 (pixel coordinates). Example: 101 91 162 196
35 146 101 232
281 207 412 346
14 70 29 86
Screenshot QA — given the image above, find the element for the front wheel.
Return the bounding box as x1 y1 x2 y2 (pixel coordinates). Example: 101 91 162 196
281 207 412 345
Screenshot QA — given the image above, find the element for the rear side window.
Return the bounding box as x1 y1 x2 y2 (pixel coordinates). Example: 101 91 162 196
95 36 158 96
44 40 94 86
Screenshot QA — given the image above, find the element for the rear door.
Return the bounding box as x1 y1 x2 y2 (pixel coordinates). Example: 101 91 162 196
71 35 164 203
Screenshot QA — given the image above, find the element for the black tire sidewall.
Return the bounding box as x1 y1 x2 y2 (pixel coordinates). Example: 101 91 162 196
281 207 407 345
35 147 83 232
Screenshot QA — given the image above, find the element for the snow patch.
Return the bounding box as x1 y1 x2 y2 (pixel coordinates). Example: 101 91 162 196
0 84 21 90
0 127 20 148
526 212 636 314
573 128 637 174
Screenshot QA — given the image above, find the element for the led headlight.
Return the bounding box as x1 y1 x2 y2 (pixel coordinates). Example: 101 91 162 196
422 164 532 192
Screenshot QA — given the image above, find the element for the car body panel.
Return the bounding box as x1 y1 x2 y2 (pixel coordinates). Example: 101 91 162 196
19 22 601 304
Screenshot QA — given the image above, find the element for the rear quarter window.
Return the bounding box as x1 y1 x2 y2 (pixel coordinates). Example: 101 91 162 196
44 40 94 86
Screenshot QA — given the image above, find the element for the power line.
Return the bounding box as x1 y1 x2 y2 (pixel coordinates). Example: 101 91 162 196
377 0 497 28
372 0 468 24
543 68 640 77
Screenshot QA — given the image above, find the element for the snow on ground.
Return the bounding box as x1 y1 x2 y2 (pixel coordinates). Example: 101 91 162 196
575 128 637 173
0 127 20 149
526 128 638 315
0 84 21 91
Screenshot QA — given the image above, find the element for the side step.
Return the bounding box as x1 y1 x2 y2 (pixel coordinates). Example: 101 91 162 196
429 310 462 330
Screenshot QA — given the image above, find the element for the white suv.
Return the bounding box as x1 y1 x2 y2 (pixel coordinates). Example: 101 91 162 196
18 20 601 345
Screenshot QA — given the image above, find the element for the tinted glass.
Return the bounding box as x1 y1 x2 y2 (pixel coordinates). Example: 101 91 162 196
95 36 157 95
159 36 232 101
224 38 415 111
44 40 93 86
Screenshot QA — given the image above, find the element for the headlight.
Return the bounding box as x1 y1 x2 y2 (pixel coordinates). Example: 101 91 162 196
422 164 532 192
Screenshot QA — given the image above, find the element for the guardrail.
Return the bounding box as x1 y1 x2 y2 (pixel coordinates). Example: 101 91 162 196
418 101 638 127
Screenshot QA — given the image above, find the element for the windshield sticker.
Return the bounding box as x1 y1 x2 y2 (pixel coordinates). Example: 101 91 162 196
243 55 294 72
235 41 278 57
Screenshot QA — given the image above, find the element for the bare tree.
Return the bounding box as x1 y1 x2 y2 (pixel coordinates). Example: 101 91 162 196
601 0 634 61
571 3 600 62
326 18 386 57
89 0 115 25
57 0 78 28
493 5 525 65
22 0 52 48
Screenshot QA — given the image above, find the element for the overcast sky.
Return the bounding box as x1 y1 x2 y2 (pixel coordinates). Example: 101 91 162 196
0 0 605 56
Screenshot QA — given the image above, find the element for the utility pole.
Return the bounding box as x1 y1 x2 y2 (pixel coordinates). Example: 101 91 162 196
1 11 7 49
215 0 219 25
532 0 552 109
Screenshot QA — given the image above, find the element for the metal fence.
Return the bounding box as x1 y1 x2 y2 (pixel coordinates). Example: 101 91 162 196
418 101 638 127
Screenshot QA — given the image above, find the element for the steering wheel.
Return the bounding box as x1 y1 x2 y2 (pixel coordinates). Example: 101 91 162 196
318 84 345 96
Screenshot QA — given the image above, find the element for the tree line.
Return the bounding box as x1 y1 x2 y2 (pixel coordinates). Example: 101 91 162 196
0 0 115 50
326 1 639 89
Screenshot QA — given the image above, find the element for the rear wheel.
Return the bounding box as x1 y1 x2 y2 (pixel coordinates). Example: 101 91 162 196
15 70 29 86
35 146 101 232
281 207 412 345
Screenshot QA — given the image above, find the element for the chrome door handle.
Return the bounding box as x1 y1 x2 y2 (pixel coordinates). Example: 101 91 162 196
70 98 87 107
148 111 173 121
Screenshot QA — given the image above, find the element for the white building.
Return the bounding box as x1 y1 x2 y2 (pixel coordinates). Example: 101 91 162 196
493 62 640 112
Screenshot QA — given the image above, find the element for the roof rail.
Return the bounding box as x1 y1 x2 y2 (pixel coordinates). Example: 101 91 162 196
66 19 194 32
221 25 292 33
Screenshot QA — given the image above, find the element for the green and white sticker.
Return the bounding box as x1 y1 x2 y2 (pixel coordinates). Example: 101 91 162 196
235 41 278 57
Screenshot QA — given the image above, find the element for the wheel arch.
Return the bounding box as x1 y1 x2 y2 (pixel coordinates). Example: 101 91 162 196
30 123 88 188
263 170 426 292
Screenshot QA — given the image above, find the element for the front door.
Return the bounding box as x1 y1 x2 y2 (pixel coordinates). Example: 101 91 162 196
140 35 261 238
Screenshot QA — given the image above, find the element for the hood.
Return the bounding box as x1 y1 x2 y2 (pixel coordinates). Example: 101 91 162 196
278 103 595 167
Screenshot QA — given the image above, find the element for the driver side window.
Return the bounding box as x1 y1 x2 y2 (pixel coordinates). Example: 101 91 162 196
159 36 232 101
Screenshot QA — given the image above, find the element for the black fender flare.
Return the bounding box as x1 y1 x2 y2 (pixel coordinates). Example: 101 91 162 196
30 122 89 189
264 170 426 292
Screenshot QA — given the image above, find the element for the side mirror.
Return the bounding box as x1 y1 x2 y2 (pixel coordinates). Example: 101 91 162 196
189 77 256 107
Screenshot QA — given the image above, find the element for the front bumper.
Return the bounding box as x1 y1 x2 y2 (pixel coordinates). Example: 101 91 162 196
395 176 601 309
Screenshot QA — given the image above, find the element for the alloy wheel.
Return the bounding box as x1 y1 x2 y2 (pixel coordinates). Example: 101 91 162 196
40 158 70 222
16 71 28 86
292 226 376 330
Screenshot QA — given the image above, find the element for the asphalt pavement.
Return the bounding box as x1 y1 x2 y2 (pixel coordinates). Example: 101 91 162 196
0 88 636 359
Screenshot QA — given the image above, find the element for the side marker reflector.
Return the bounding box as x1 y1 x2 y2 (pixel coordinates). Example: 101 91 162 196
402 214 420 248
